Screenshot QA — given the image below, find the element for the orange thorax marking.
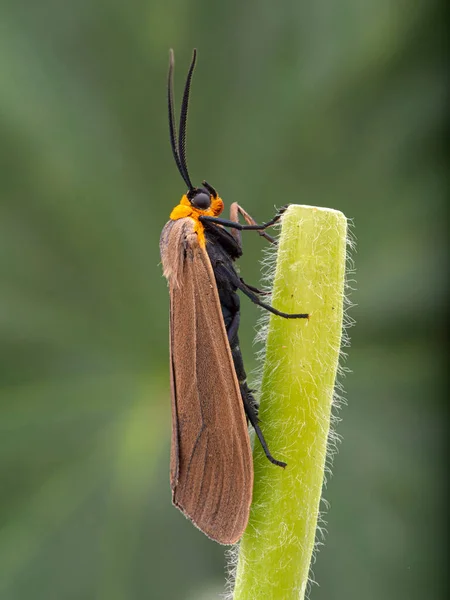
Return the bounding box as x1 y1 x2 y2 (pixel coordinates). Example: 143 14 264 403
169 194 224 248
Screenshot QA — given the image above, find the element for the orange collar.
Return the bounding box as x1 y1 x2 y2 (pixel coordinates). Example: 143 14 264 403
170 194 224 248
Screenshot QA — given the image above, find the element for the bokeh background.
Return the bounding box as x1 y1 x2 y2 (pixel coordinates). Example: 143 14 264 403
0 1 447 599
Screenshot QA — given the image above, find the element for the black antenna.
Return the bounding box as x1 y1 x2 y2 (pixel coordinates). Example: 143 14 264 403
168 49 193 191
178 49 197 194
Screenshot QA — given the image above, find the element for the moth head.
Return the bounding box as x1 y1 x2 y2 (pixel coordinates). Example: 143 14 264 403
187 180 218 211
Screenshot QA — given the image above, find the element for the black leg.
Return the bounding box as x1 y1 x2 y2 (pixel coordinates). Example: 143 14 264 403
215 264 309 319
199 209 285 233
241 385 286 468
199 215 279 231
239 278 271 296
237 278 308 319
226 310 240 344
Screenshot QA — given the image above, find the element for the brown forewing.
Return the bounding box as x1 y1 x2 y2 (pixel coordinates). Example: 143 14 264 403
160 218 253 545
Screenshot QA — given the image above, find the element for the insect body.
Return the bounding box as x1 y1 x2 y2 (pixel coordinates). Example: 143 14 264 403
160 49 308 544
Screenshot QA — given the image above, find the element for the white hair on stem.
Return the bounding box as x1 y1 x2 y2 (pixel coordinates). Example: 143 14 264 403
225 205 353 600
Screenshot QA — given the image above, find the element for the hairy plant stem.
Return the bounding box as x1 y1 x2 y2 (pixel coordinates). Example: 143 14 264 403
233 205 347 600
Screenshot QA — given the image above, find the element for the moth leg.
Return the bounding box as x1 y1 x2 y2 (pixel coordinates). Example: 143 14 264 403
226 289 287 468
199 215 281 231
240 384 286 468
239 277 271 296
239 283 308 319
226 306 240 344
230 202 279 245
228 310 285 467
228 325 258 414
215 264 308 319
199 207 286 235
228 202 243 248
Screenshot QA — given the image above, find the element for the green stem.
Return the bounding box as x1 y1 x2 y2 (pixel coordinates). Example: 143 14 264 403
233 205 347 599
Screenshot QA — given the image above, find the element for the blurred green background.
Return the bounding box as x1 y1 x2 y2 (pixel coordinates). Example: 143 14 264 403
0 0 446 599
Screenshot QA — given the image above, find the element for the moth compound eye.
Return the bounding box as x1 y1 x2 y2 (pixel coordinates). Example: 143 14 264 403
191 192 211 210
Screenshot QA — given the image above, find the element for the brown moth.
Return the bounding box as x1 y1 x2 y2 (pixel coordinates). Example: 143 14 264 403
160 50 308 544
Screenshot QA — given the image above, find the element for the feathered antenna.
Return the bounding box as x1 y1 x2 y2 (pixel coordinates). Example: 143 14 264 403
167 49 197 193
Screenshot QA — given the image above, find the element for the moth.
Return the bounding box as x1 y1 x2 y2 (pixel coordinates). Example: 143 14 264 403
160 49 308 544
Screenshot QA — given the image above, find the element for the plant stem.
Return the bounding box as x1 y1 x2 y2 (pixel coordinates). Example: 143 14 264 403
233 205 347 600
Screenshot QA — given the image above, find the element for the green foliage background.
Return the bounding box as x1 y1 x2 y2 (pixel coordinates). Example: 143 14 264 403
0 1 446 598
